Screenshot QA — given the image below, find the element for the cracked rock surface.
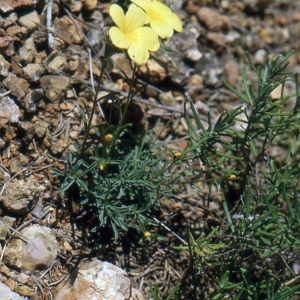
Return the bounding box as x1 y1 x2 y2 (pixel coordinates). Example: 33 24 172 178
3 224 58 272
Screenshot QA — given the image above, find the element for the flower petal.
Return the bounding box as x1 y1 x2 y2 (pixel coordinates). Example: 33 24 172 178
131 0 182 36
132 0 160 21
165 11 182 33
128 42 149 65
154 0 173 15
130 0 151 11
109 27 130 49
109 4 125 32
128 27 159 52
127 27 159 64
152 2 182 33
125 4 147 33
150 20 173 38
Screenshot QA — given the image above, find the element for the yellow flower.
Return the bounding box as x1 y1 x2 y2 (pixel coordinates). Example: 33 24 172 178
173 152 182 159
109 4 160 65
131 0 182 38
227 175 236 180
104 134 113 143
144 231 152 237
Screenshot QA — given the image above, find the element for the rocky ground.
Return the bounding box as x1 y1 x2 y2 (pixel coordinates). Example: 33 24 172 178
0 0 300 299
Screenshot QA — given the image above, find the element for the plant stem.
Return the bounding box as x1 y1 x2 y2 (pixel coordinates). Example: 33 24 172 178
116 63 138 135
79 59 107 159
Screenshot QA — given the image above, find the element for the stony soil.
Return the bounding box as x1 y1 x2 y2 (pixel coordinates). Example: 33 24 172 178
0 0 300 299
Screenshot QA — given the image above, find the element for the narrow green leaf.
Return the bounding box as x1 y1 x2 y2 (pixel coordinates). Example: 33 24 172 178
222 80 250 104
242 66 254 107
222 193 235 233
282 185 295 219
248 138 258 156
216 151 244 160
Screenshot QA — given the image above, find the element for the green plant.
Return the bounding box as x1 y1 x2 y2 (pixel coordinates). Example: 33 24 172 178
53 1 184 239
52 85 181 238
168 51 300 299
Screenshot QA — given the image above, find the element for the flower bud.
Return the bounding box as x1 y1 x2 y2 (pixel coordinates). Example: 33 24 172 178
174 152 182 159
104 134 113 143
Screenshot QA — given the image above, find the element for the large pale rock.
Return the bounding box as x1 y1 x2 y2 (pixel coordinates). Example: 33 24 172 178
55 259 144 300
0 281 26 300
3 225 58 271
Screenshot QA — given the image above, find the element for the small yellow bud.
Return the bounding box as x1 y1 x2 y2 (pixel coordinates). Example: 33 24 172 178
227 175 236 180
144 231 152 237
174 152 182 159
104 134 113 143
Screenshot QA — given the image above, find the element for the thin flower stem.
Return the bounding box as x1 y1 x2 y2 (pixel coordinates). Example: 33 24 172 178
79 58 107 159
117 63 138 133
103 63 138 158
